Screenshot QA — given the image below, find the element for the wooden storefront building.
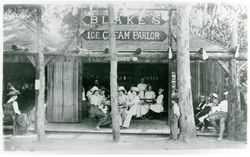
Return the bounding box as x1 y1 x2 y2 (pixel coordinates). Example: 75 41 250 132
3 8 228 123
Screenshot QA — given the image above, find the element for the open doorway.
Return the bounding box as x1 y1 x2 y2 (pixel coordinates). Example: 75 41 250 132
81 62 169 120
2 63 35 113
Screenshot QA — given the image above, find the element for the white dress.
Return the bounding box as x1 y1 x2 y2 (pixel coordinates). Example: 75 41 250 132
150 94 164 113
136 91 156 117
137 83 147 99
123 95 140 128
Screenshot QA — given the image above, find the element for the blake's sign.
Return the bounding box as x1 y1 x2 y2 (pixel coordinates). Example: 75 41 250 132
81 30 167 41
83 15 165 25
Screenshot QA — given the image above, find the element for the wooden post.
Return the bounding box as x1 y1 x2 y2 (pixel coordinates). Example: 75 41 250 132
167 9 172 47
176 4 196 142
228 7 241 140
108 4 120 142
76 8 83 122
167 9 173 125
36 7 46 143
76 8 82 48
0 12 3 150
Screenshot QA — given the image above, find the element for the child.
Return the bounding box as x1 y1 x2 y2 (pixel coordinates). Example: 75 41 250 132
170 95 180 140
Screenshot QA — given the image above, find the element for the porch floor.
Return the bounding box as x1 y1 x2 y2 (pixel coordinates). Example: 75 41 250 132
4 119 220 136
44 119 170 135
43 119 219 136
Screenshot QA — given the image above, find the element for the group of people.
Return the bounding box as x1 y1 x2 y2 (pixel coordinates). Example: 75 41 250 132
86 78 165 130
194 92 229 141
3 79 229 142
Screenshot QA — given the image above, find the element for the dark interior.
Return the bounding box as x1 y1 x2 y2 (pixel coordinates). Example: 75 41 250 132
82 63 169 119
2 63 35 113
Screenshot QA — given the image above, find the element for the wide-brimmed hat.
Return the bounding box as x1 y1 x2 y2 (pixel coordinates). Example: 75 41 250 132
131 87 139 92
199 95 205 99
223 91 228 95
7 86 20 96
91 86 101 94
210 93 218 100
158 88 164 92
118 86 127 93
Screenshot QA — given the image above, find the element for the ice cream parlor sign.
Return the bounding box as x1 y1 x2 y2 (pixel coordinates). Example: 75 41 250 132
81 15 168 41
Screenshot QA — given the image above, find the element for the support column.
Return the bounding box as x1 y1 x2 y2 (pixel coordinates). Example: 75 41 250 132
36 7 46 143
227 6 241 141
108 4 120 142
167 9 173 125
176 4 196 142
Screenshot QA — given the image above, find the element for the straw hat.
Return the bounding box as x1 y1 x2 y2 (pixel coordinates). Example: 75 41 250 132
91 86 101 94
210 93 219 104
210 93 218 100
7 86 20 96
158 88 164 92
199 95 205 99
131 87 139 92
118 86 127 93
223 91 228 95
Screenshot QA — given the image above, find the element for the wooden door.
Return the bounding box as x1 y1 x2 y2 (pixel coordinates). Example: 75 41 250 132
47 61 79 122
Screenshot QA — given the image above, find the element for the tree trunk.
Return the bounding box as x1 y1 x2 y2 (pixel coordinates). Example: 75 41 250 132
0 25 3 151
36 7 46 143
108 4 120 142
76 8 82 48
176 4 196 142
228 7 241 140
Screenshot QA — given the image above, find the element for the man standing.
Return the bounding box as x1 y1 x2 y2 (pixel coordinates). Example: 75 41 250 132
208 92 228 141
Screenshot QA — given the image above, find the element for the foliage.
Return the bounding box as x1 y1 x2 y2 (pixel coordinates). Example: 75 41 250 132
4 5 39 21
189 3 248 83
189 3 248 53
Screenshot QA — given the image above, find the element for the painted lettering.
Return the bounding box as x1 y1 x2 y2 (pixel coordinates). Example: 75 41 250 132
127 16 134 24
152 16 161 25
90 16 98 24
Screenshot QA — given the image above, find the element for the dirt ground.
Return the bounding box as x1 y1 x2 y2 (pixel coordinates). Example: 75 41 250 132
3 133 247 153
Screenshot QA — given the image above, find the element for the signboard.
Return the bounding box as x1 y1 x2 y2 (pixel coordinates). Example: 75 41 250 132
171 72 176 97
83 15 166 25
81 30 167 41
35 79 40 90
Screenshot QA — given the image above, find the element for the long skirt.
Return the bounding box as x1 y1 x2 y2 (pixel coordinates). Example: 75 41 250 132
150 104 164 113
89 105 108 127
136 101 150 117
123 105 138 128
13 114 28 135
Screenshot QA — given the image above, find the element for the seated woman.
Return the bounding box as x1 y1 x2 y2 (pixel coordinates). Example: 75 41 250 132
3 86 28 135
137 85 156 119
117 86 128 126
122 87 140 129
99 86 111 111
89 86 108 130
149 88 164 115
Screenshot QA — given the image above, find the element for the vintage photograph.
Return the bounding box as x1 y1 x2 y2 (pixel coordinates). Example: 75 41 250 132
0 0 248 153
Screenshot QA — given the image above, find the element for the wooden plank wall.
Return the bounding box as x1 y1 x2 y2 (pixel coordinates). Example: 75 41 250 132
47 58 79 122
4 55 30 63
191 60 225 107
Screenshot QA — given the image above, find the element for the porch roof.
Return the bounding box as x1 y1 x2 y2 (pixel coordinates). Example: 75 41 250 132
4 18 227 53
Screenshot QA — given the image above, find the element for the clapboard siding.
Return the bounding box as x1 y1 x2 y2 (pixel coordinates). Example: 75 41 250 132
190 62 199 106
